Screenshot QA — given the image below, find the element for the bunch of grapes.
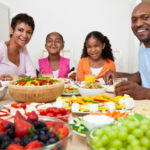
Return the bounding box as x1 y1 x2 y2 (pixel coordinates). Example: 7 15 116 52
90 115 150 150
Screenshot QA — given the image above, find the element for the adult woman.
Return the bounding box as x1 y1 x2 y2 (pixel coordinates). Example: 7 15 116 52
0 13 36 80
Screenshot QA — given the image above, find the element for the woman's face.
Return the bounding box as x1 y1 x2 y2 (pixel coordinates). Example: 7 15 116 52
86 37 105 61
45 33 64 55
11 22 33 47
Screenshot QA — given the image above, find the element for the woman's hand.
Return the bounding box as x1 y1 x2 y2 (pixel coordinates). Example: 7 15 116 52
115 81 146 100
103 70 116 85
0 74 13 81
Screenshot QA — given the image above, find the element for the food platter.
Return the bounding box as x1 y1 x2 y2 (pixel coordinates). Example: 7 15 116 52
56 94 135 114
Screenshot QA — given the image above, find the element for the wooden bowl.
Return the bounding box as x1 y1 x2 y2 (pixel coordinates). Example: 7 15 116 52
8 80 64 102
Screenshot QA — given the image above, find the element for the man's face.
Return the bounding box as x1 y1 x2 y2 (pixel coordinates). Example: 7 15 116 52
131 3 150 45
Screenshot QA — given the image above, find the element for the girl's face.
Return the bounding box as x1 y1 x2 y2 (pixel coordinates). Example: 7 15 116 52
86 37 105 60
11 22 33 47
45 33 64 55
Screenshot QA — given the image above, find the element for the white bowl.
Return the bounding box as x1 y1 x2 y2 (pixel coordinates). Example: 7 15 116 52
83 115 114 130
78 87 105 96
0 87 7 100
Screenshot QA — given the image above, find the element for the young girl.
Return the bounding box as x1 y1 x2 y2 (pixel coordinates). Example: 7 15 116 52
0 13 36 81
36 32 76 79
77 31 116 81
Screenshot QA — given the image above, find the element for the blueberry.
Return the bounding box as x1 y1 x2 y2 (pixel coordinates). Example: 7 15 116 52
32 135 38 140
0 134 6 143
27 119 33 124
7 123 15 129
1 140 11 149
39 135 48 143
47 132 55 138
21 135 32 146
7 128 16 139
33 121 46 128
48 137 56 144
40 130 45 135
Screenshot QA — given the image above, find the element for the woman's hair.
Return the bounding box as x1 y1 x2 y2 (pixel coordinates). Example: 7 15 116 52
11 13 35 32
81 31 114 61
46 32 65 46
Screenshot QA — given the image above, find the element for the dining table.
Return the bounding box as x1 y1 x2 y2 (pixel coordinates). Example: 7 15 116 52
1 91 150 150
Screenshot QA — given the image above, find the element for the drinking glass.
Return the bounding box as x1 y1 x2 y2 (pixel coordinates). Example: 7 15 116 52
113 77 128 87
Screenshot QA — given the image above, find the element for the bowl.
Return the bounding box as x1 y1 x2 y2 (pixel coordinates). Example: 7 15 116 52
0 87 7 100
38 116 73 150
1 115 72 150
8 80 64 102
78 87 105 97
83 115 114 130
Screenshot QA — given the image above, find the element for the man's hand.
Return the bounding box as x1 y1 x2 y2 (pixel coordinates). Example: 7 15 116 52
103 70 116 85
115 81 146 100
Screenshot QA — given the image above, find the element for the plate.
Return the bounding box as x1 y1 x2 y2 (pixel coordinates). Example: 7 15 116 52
62 84 80 96
69 118 87 137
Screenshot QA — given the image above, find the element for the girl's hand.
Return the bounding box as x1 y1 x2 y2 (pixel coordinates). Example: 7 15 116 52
0 74 13 81
68 71 76 80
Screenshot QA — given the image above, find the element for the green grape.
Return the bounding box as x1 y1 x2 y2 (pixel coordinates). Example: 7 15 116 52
127 134 136 143
98 147 106 150
109 148 117 150
111 139 122 148
146 130 150 138
108 131 117 139
132 128 144 138
101 135 109 145
93 129 104 137
103 126 112 134
134 120 140 127
127 145 132 150
141 119 150 126
132 146 142 150
120 148 126 150
126 115 135 121
111 125 118 130
141 148 147 150
140 124 149 132
119 126 128 133
130 139 140 147
95 141 103 148
140 137 149 148
118 131 128 141
126 122 136 132
92 136 100 145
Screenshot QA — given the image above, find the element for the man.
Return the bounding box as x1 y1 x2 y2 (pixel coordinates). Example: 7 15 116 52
104 2 150 100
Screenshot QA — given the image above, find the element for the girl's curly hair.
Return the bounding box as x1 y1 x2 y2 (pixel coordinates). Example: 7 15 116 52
81 31 114 61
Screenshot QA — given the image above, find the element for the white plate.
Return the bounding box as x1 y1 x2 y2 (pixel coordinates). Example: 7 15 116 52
69 119 86 137
62 92 80 96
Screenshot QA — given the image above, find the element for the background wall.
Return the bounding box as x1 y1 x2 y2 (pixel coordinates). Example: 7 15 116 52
0 0 141 72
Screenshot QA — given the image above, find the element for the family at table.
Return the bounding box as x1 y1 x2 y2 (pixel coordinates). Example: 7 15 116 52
0 2 150 100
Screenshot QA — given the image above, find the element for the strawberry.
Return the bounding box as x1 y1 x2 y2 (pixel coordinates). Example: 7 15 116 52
8 144 25 150
26 111 38 121
25 140 41 150
57 126 69 137
0 118 10 129
15 119 33 138
15 111 26 121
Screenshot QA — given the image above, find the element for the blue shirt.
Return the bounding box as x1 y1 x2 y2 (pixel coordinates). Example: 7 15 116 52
139 44 150 88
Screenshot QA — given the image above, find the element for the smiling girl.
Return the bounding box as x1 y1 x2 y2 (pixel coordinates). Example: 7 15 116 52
36 32 76 80
0 13 36 80
77 31 116 81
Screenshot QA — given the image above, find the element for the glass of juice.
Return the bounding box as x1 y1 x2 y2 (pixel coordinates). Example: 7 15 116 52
84 75 96 83
113 77 128 87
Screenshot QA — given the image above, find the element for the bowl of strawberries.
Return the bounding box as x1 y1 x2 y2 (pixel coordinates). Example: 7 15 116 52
0 110 72 150
38 107 72 123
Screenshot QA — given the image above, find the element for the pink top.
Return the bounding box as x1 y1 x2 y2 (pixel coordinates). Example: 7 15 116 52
0 42 36 77
38 56 70 78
